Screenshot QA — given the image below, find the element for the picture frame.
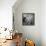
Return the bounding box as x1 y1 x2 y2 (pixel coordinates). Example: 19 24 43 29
22 13 35 25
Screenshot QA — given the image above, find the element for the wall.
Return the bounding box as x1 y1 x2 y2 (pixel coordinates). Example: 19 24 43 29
0 0 16 29
41 0 46 46
13 0 41 46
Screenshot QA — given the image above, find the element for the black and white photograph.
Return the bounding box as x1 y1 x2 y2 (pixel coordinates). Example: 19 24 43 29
22 13 35 25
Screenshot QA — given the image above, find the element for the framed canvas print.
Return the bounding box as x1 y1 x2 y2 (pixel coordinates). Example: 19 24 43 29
22 13 35 25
